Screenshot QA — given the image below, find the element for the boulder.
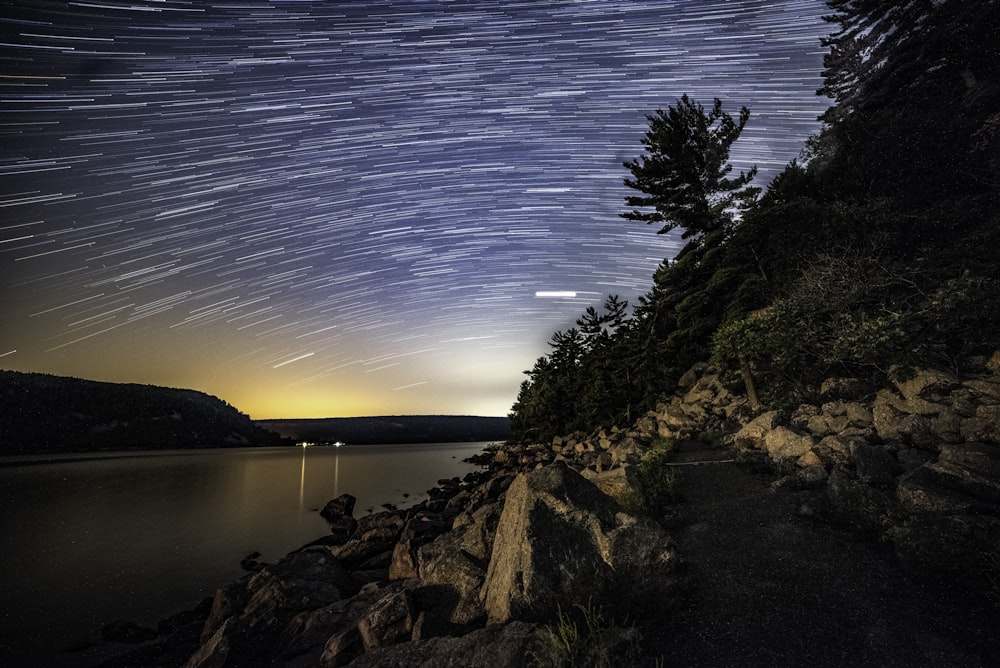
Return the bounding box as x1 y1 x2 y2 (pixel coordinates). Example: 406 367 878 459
763 426 815 462
278 584 387 662
193 547 357 665
872 390 908 442
851 443 900 487
241 547 356 630
389 512 450 581
480 462 681 624
332 511 405 569
321 493 357 522
357 589 418 651
897 443 1000 513
416 530 487 626
733 410 785 450
893 368 958 403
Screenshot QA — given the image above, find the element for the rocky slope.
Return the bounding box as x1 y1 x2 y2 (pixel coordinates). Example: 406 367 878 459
92 357 1000 666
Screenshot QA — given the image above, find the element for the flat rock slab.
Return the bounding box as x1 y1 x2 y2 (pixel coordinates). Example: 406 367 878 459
645 446 998 666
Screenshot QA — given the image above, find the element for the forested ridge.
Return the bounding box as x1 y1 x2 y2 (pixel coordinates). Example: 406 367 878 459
510 1 1000 441
0 370 284 455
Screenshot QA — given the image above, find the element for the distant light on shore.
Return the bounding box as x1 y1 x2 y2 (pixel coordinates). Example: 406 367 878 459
535 291 577 298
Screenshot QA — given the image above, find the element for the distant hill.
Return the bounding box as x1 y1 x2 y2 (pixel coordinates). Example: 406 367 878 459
257 415 511 445
0 370 285 456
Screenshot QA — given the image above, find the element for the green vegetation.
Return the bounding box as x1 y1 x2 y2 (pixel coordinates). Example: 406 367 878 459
511 2 1000 439
617 437 682 515
530 600 640 668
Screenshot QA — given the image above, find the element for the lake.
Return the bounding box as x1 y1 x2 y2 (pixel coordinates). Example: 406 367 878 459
0 442 490 666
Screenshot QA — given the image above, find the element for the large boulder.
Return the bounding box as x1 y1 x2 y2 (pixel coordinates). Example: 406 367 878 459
480 462 681 624
192 547 356 667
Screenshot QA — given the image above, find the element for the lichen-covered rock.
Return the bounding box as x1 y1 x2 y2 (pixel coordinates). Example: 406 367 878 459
480 462 680 624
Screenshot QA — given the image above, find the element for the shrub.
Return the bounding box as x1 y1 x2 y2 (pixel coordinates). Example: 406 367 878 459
618 437 682 514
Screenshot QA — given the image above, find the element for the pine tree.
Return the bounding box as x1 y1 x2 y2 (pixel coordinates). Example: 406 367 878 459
622 95 759 244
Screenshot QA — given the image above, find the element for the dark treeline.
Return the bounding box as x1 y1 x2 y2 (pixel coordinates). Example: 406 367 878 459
257 415 511 445
511 1 1000 442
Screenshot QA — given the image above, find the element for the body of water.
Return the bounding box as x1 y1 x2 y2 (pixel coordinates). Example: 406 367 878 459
0 442 489 664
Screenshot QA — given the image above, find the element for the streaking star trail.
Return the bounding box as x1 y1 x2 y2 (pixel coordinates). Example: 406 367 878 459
0 0 832 418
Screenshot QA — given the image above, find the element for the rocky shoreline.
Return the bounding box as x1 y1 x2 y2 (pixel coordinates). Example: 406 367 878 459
88 358 1000 667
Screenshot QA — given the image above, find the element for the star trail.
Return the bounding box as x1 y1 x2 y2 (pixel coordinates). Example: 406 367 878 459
1 0 832 419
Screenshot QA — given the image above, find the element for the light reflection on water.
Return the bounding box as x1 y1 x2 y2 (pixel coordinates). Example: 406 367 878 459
0 442 489 662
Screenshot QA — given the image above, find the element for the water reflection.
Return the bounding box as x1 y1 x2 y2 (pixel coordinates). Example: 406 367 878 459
0 442 488 662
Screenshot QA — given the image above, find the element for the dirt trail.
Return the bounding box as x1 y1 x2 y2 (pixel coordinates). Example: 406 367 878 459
643 441 998 667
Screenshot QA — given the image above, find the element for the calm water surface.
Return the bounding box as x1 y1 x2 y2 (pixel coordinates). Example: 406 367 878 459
0 442 489 663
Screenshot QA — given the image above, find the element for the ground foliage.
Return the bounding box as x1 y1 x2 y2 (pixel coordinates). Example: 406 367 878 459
510 0 1000 440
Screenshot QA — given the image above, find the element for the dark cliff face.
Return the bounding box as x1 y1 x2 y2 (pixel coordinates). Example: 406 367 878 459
0 370 284 455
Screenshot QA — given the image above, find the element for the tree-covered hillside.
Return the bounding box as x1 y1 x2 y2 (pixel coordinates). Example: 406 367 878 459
0 370 285 455
510 0 1000 441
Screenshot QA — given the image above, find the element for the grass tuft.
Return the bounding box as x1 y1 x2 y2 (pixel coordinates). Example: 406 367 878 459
529 600 639 668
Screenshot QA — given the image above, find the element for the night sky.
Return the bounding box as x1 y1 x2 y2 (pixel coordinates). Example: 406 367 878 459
2 0 832 419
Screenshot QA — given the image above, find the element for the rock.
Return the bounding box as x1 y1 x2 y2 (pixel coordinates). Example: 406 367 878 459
345 621 540 668
796 464 828 484
193 547 357 665
844 402 874 428
820 377 873 400
480 462 681 624
241 548 356 629
321 494 357 522
321 494 360 543
733 410 785 450
898 443 1000 512
320 626 363 668
389 512 450 581
872 390 908 442
896 447 934 471
851 443 900 487
896 467 988 515
187 617 257 668
416 530 487 626
893 368 959 402
796 450 823 468
332 511 405 569
763 426 815 462
814 435 855 467
357 589 417 651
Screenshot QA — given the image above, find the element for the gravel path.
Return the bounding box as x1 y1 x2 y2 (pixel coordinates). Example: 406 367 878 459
642 441 999 667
